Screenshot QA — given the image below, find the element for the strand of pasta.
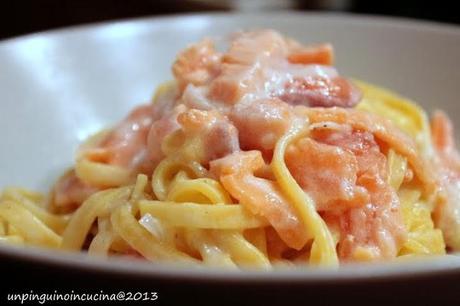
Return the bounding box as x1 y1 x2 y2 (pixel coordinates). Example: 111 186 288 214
72 174 198 262
111 204 199 264
1 187 70 234
398 188 446 255
155 167 271 268
151 158 207 200
61 186 133 250
387 149 408 191
139 201 268 229
75 159 132 188
149 131 253 267
169 175 235 266
272 119 338 266
0 200 61 248
0 235 24 244
75 129 133 188
129 173 149 214
355 80 434 157
209 229 270 269
166 177 245 268
386 148 446 256
0 188 63 247
183 229 237 268
167 177 232 204
63 174 135 254
88 217 114 257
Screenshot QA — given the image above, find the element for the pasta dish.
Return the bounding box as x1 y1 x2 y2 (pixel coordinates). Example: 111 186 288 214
1 30 459 268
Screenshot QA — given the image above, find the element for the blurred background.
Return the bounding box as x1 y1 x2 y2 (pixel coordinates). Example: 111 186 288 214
1 0 459 40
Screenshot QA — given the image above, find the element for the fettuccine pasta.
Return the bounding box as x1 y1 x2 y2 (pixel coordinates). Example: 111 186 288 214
2 30 459 269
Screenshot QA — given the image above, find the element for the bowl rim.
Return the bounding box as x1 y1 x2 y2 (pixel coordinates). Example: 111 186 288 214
1 11 460 282
2 243 460 283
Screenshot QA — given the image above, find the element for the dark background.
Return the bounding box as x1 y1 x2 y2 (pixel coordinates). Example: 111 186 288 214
1 0 459 40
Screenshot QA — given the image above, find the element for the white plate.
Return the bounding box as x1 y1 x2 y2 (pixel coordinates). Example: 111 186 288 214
1 12 460 284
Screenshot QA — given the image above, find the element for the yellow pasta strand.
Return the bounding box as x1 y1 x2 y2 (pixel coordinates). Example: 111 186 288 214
61 187 132 250
75 158 132 188
387 149 408 191
272 120 338 266
111 204 198 264
167 178 232 204
0 235 24 245
0 201 61 248
377 94 447 257
355 80 433 157
74 129 133 188
184 229 237 268
398 188 445 256
2 187 70 234
151 158 206 200
160 173 270 268
210 230 271 269
139 201 268 229
88 217 115 257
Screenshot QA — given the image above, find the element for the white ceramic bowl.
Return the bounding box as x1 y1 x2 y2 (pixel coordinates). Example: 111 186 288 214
1 12 460 302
